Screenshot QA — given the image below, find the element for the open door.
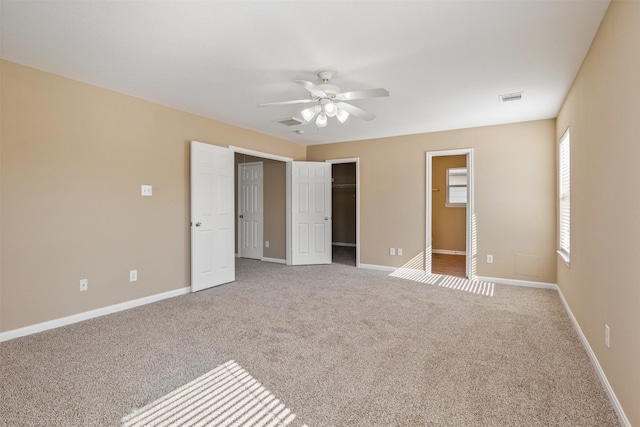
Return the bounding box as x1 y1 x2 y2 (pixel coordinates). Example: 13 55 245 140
190 141 235 292
288 161 332 265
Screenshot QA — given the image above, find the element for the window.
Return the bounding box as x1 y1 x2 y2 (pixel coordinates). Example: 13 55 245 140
447 167 467 206
558 129 570 263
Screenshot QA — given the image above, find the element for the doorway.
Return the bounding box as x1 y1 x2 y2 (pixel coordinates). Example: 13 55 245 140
426 149 475 280
326 158 360 268
431 155 467 277
191 142 338 292
233 147 333 266
234 151 288 264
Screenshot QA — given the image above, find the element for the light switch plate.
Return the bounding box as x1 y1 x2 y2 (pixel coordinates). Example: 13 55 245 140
141 185 153 196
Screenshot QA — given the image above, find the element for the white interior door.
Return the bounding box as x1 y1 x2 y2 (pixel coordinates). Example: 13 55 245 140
190 141 235 292
238 162 263 260
289 161 332 265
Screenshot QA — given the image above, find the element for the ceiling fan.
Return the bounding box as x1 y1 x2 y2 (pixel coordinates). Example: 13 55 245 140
258 71 389 128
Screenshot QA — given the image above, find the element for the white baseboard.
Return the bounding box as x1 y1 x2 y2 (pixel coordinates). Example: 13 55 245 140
389 267 428 277
333 242 357 248
557 288 631 426
475 276 558 290
359 263 396 272
358 264 424 275
261 257 286 264
432 249 466 256
362 268 557 290
360 266 559 291
0 286 191 343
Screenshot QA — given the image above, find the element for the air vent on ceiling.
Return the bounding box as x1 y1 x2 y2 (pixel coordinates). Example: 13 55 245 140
275 117 303 126
499 92 523 103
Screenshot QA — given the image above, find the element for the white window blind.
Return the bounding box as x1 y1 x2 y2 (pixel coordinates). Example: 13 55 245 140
559 129 570 261
447 167 467 206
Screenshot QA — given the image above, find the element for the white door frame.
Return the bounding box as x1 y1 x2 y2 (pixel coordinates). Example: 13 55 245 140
230 146 294 164
237 161 263 260
426 149 475 280
326 158 361 268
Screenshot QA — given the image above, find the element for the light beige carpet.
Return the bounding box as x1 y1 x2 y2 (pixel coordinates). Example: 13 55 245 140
122 360 307 427
0 259 620 426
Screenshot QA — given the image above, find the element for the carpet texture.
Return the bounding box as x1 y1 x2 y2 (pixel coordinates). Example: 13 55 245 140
0 259 620 426
122 360 307 427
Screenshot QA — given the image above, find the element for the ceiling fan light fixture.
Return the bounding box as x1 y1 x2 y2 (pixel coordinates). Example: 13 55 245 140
316 113 328 128
321 99 338 117
262 71 388 129
301 105 319 122
336 108 349 123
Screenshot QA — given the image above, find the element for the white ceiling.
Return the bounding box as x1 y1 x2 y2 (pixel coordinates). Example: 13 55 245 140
1 0 610 146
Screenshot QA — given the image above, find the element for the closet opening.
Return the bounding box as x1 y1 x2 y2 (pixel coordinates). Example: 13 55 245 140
327 159 360 267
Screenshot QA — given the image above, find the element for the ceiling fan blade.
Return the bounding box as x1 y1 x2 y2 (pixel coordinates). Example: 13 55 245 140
336 102 376 121
335 88 389 101
258 99 316 107
295 80 327 98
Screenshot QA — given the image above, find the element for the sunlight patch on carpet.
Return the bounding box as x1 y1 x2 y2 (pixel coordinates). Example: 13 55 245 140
390 268 495 297
122 360 307 427
389 252 495 297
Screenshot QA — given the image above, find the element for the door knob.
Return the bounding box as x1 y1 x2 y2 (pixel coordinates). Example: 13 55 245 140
239 215 244 218
324 217 330 220
195 222 202 227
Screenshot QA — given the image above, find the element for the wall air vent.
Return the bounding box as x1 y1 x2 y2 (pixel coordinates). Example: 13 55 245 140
499 92 524 103
275 117 303 126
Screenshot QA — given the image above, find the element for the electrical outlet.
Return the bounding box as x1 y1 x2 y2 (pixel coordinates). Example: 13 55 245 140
487 254 494 264
265 241 270 248
397 248 403 256
605 324 610 348
80 279 88 291
130 270 138 282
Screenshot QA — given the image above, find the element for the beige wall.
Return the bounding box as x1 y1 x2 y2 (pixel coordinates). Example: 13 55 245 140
307 119 557 283
331 163 356 245
432 155 466 252
0 60 304 332
556 0 640 424
234 154 286 260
